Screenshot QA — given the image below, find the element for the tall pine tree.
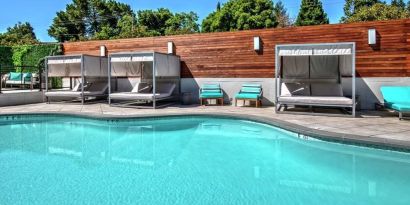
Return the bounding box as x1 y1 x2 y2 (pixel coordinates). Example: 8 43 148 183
274 0 292 27
295 0 329 26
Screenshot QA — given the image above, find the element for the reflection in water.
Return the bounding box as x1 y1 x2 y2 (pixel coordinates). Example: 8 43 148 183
0 116 409 205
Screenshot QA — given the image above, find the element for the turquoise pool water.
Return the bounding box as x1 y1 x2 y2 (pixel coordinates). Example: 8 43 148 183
0 115 409 205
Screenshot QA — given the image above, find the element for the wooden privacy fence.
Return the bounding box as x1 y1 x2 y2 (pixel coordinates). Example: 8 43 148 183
63 19 410 78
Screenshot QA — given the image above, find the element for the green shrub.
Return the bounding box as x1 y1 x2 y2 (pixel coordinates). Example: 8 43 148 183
0 46 13 67
0 44 62 73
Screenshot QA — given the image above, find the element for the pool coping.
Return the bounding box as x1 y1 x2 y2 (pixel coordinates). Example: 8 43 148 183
1 111 410 152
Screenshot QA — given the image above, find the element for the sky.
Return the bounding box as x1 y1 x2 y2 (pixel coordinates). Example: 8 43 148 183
0 0 394 42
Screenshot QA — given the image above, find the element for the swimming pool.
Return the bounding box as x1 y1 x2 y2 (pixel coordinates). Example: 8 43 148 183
0 114 409 205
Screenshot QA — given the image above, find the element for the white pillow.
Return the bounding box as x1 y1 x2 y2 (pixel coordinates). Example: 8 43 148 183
72 83 81 91
281 83 310 96
131 83 152 93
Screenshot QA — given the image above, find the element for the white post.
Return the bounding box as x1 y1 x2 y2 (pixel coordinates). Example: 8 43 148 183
152 52 156 109
81 55 85 104
275 45 279 112
108 56 111 105
352 43 356 117
45 57 49 103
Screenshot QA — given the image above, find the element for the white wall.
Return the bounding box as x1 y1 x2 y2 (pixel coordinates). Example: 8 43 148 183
182 77 410 110
342 77 410 110
0 92 44 107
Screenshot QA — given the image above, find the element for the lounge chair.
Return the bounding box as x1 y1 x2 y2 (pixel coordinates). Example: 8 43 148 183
380 86 410 120
45 82 108 103
235 84 263 107
4 72 39 89
199 84 224 105
109 82 176 101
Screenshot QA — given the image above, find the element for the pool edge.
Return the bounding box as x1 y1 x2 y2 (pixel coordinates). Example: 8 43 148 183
1 111 409 152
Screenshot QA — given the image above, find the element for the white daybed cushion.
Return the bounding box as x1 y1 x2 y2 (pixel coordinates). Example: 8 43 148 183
72 83 81 91
45 90 106 97
45 91 82 97
278 96 353 106
110 83 176 101
281 83 310 96
6 80 33 85
311 83 343 97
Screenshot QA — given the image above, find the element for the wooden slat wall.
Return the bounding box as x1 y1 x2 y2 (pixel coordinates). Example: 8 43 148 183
63 19 410 78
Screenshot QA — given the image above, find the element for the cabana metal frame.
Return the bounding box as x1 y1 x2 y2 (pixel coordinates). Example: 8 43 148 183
45 54 109 104
108 51 181 109
275 42 356 117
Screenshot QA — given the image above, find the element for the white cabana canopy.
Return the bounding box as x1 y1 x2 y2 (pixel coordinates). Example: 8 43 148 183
275 42 356 116
46 55 108 77
278 44 353 56
109 52 180 78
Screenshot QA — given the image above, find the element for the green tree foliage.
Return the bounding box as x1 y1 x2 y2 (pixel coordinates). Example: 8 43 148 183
49 1 200 41
0 22 39 46
0 46 13 66
341 0 381 22
343 3 409 23
295 0 329 26
165 12 199 35
137 8 174 36
274 0 292 28
391 0 406 9
136 8 199 36
0 44 62 73
201 0 278 32
48 0 133 42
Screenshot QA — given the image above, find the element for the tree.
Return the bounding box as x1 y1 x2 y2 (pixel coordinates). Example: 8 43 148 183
116 14 138 38
0 22 39 46
343 3 409 23
48 0 133 42
295 0 329 26
135 8 199 36
137 8 173 36
341 0 381 22
201 0 278 32
165 12 199 35
391 0 406 9
274 0 292 28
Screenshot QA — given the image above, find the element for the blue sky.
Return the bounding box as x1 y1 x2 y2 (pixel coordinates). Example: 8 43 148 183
0 0 393 42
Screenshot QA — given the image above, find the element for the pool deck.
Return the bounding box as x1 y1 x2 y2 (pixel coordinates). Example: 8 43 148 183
0 103 409 150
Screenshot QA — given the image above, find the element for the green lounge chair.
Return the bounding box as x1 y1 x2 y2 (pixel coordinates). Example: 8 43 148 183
235 84 263 107
380 86 410 120
5 72 37 89
199 84 224 105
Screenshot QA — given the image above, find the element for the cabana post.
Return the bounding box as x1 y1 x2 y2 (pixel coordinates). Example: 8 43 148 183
44 54 109 104
275 42 357 117
108 51 180 109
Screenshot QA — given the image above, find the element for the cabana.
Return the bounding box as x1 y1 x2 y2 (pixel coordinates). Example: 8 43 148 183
275 43 356 117
44 54 109 104
108 52 180 108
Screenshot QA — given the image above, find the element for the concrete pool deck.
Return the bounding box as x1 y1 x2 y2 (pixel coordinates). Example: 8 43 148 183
0 103 409 150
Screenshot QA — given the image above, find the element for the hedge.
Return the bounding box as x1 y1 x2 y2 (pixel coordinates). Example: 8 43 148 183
0 44 62 72
0 46 13 67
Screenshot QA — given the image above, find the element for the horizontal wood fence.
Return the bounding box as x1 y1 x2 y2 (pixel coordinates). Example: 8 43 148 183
63 19 410 78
